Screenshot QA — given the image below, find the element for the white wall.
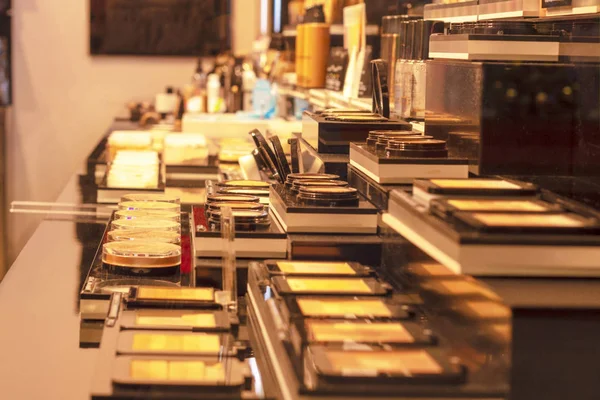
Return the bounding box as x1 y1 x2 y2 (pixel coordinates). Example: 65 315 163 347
5 0 260 269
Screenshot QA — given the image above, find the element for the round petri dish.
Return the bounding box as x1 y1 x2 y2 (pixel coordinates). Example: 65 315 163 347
118 201 180 213
102 241 182 276
121 193 181 204
107 229 181 245
111 218 181 232
114 209 180 222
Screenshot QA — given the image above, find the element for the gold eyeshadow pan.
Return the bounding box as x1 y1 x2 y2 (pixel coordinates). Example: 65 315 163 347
430 198 563 220
271 276 389 296
127 286 218 309
284 297 411 320
265 260 372 276
116 331 234 357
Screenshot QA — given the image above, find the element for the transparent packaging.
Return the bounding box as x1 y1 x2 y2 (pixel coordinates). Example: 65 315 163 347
102 241 182 268
107 229 181 245
110 218 180 232
118 201 180 213
114 209 180 222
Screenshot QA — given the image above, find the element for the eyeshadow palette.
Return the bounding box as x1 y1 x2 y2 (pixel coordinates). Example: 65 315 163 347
272 276 390 297
112 356 249 390
349 142 469 184
430 198 563 220
269 183 378 234
193 205 287 259
116 331 236 357
303 345 466 391
454 212 600 234
282 296 412 321
413 178 539 206
385 188 600 276
293 319 436 347
126 286 219 309
264 260 373 277
420 278 502 303
119 309 231 332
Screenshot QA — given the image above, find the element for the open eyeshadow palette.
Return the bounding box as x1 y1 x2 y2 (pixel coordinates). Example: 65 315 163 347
245 259 509 399
301 111 411 154
349 138 469 184
383 179 600 276
269 179 378 234
90 299 258 399
80 211 195 320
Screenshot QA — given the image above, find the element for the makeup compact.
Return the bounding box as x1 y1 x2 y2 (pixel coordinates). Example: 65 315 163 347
349 140 469 184
296 186 360 207
303 345 465 392
110 218 181 233
285 173 340 189
121 193 180 204
112 356 249 391
120 309 231 332
107 229 181 245
386 188 600 276
114 210 180 222
454 212 600 235
216 180 270 190
366 130 425 152
301 110 411 154
127 286 217 309
430 198 563 221
116 331 235 357
264 260 373 277
420 277 502 303
290 179 348 193
205 193 260 204
283 297 412 321
271 276 390 297
385 139 449 158
295 319 436 347
192 204 287 258
207 209 271 231
119 201 181 213
102 241 182 276
269 135 291 181
216 187 270 204
412 178 539 206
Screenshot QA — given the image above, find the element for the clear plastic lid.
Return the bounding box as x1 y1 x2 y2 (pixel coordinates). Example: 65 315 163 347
121 193 181 204
107 229 181 245
102 241 182 268
111 218 181 232
118 201 181 212
115 209 180 222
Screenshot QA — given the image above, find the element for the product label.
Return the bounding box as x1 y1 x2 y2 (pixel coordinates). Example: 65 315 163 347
325 47 349 92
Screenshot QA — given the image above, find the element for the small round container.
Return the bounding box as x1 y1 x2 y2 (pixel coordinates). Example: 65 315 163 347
206 201 265 218
297 186 360 207
386 139 449 158
118 201 180 213
205 193 260 204
290 179 349 193
120 193 180 204
285 173 340 188
217 187 270 197
114 209 180 222
376 135 433 156
107 229 181 245
217 180 271 189
102 241 182 276
367 131 422 151
208 209 271 231
111 218 181 232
